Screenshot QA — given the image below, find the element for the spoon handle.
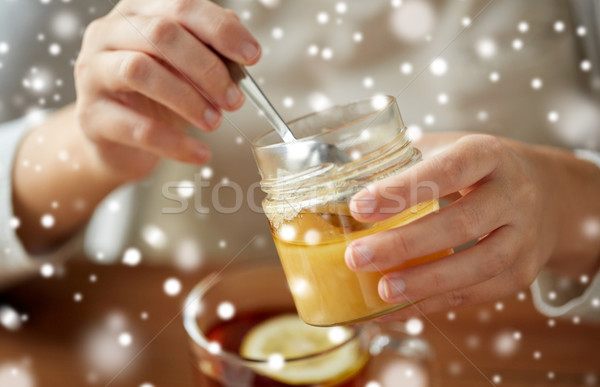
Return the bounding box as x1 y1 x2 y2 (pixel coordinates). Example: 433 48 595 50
224 60 296 143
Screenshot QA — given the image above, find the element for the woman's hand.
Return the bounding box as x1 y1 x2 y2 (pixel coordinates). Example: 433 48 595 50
345 134 600 318
75 0 261 180
13 0 261 252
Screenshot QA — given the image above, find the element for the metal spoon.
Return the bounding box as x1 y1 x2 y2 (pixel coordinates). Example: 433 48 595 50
223 60 350 166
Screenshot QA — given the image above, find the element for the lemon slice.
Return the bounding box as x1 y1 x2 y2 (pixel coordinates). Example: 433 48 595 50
240 314 367 385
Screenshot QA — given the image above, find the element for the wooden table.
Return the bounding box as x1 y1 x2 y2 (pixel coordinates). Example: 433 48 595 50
0 258 598 387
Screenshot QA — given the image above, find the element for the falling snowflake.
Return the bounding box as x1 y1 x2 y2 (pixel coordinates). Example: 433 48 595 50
279 225 297 241
307 44 319 56
175 180 194 198
40 263 55 278
0 363 35 387
9 217 20 229
531 78 543 89
493 331 519 357
217 302 236 320
518 21 529 33
429 58 448 76
118 332 133 347
207 341 222 354
389 0 435 42
174 239 203 271
141 224 167 249
477 309 491 322
164 278 182 296
510 333 521 344
512 39 523 50
290 277 310 296
406 125 422 142
424 114 435 126
282 97 294 108
405 318 424 335
476 38 497 59
335 2 347 14
580 60 592 72
200 166 213 179
316 12 329 24
235 8 251 20
107 200 120 212
554 21 565 33
0 306 22 331
41 214 55 228
304 229 321 245
321 47 334 60
271 27 284 40
259 0 280 7
48 43 61 56
400 62 413 75
0 42 9 54
122 248 142 266
81 313 137 375
448 361 462 375
308 92 332 111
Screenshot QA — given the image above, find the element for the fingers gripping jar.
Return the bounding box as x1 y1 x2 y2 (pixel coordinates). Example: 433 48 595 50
252 96 452 327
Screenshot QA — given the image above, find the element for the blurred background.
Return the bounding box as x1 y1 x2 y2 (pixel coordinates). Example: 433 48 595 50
0 0 599 386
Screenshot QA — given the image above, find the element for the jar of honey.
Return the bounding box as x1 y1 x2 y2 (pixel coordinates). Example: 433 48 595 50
252 95 452 326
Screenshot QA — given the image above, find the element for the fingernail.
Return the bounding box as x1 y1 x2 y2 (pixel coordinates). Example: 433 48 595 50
379 276 405 302
226 85 243 107
349 190 377 216
345 243 373 270
242 41 260 61
204 107 220 128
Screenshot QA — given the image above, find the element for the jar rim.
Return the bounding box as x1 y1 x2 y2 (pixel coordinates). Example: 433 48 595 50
251 95 396 150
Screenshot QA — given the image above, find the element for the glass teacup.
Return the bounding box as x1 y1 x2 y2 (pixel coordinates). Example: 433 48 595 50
183 263 436 386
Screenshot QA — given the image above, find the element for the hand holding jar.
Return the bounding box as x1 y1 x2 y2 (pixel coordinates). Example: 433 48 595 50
346 133 600 319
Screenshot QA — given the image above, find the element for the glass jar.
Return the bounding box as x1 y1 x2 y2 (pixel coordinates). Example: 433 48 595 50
252 95 452 327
